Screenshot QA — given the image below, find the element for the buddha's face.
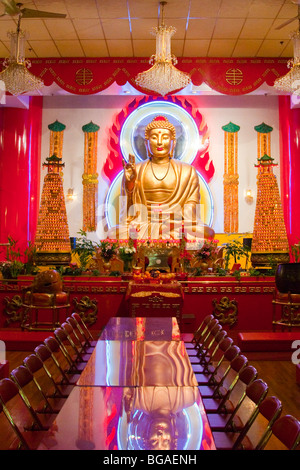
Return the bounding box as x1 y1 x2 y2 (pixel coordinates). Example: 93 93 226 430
147 128 174 160
148 420 172 450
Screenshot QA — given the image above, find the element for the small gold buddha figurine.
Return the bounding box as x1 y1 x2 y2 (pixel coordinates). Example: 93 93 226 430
109 115 214 240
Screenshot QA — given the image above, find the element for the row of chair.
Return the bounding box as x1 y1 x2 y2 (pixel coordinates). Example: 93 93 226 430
0 312 96 450
186 314 300 451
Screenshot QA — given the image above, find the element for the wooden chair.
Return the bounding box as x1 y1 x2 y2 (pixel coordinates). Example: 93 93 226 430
23 353 68 405
208 365 258 432
198 327 227 361
34 341 78 392
194 322 222 360
212 379 269 450
263 414 300 450
43 336 84 380
61 322 91 362
186 314 215 348
200 354 248 404
10 365 57 429
196 345 241 392
54 327 86 373
0 378 47 450
254 396 283 450
194 318 219 353
71 312 97 347
66 316 94 354
195 341 239 386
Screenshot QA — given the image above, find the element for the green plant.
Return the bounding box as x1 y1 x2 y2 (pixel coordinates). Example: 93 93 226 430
98 239 118 261
193 240 219 261
216 267 227 277
72 230 97 271
248 267 262 277
291 241 300 263
223 239 250 271
232 269 241 280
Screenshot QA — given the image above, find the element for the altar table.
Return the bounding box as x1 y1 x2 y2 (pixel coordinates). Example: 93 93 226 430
126 281 184 326
37 317 215 451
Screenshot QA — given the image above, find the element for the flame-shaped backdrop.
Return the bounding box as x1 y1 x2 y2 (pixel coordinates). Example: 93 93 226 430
102 96 215 231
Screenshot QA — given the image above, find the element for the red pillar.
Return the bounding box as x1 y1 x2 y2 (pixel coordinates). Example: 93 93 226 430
278 95 300 246
0 96 42 259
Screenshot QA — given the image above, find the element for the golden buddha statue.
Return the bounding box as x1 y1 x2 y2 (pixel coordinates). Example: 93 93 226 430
109 115 214 240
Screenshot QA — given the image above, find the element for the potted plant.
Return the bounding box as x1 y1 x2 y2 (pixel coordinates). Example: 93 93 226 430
0 236 25 279
72 230 97 272
118 243 136 272
97 239 118 273
222 239 250 272
192 240 219 274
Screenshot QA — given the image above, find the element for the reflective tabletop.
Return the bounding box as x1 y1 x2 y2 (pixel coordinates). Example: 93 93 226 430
38 386 215 451
77 339 197 387
99 317 181 341
37 317 216 451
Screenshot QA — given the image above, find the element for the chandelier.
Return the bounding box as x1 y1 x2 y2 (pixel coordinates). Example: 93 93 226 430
0 21 44 96
274 31 300 96
135 1 191 96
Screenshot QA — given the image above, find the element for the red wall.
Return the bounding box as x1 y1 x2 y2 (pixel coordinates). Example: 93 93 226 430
0 96 42 259
278 95 300 246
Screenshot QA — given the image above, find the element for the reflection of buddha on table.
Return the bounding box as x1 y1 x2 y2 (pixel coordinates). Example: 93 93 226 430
124 386 199 450
123 340 198 450
109 115 214 241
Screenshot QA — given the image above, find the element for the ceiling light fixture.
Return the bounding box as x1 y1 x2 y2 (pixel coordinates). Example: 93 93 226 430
135 1 191 96
0 16 44 95
274 31 300 96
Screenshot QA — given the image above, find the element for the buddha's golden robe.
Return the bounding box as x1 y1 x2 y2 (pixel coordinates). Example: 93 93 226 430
109 159 213 240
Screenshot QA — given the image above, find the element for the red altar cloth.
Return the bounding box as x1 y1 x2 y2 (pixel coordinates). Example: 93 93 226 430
126 281 184 324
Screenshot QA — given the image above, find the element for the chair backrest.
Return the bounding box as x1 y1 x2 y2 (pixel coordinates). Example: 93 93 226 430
202 328 227 362
23 353 65 400
223 366 258 431
196 322 222 355
61 322 83 355
246 379 269 404
10 365 54 425
212 354 248 408
35 342 70 386
219 336 234 352
213 345 240 384
232 379 269 449
231 354 248 373
238 365 258 386
0 378 31 450
215 329 227 343
224 345 240 362
71 312 94 341
193 314 214 339
255 396 283 450
54 328 83 373
270 414 300 450
66 316 86 345
54 327 75 359
43 337 74 377
24 354 44 374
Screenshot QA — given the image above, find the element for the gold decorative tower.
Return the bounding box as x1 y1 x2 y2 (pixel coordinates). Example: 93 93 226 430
222 122 240 233
251 154 289 267
34 155 71 265
82 121 100 232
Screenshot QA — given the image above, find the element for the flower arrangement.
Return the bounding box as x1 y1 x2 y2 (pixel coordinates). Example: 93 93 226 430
98 239 118 261
193 240 219 261
118 245 136 261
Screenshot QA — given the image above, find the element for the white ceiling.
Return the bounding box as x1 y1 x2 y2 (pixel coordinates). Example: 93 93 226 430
0 0 299 60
